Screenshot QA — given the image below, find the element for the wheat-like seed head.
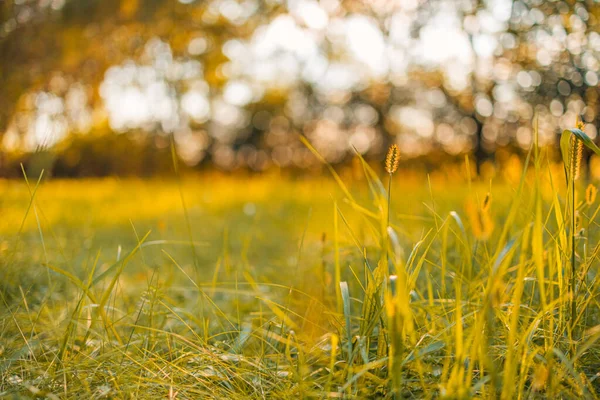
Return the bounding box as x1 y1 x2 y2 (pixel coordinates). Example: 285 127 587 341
586 184 597 206
576 118 585 131
482 192 491 212
385 144 400 175
466 197 494 241
569 134 583 181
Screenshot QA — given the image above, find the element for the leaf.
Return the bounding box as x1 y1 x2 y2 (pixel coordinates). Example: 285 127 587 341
561 128 600 178
492 236 517 275
567 128 600 155
387 226 403 266
402 341 445 364
299 135 355 202
352 146 386 200
43 263 96 302
92 230 151 286
340 281 353 360
560 129 572 174
552 347 584 389
449 211 467 238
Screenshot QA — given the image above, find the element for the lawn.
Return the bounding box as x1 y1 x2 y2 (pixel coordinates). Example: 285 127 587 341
1 154 599 398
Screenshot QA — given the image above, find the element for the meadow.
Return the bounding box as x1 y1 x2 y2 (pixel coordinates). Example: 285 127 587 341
1 143 600 399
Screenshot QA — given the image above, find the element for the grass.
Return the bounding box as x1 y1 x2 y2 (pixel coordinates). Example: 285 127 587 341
1 146 600 399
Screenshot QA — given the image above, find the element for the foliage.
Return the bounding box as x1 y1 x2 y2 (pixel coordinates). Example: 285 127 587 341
1 0 599 171
1 136 600 398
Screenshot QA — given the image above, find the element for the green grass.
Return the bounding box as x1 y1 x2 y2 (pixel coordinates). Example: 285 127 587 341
1 152 599 398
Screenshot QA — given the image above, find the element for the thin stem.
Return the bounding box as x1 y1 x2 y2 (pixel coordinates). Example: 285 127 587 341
387 173 392 229
386 173 392 277
571 179 577 338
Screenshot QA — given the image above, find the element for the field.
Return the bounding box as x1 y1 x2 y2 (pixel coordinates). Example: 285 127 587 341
1 152 600 399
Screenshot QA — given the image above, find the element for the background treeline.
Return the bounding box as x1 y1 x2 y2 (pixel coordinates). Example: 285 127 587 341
1 0 599 175
0 127 542 180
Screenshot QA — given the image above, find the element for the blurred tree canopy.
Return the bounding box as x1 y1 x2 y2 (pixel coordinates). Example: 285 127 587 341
0 0 599 176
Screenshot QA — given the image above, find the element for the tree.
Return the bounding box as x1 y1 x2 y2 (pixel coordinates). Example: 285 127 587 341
1 0 598 174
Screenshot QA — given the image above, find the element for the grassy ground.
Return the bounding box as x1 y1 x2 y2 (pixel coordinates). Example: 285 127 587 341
1 155 599 398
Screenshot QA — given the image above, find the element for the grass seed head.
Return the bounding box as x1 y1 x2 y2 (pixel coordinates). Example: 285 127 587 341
482 192 491 212
385 144 400 175
466 196 494 241
531 364 549 392
569 134 583 181
586 184 597 206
